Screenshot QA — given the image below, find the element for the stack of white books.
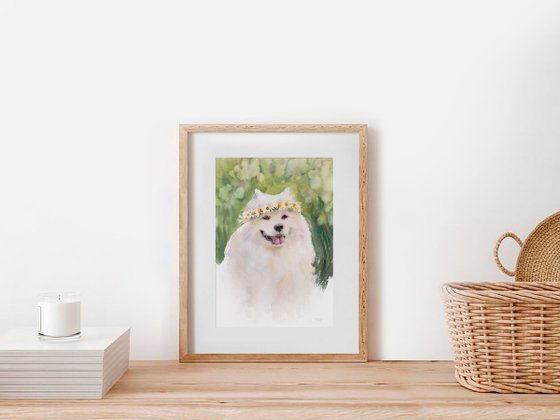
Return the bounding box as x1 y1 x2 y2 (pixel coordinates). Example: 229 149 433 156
0 327 130 399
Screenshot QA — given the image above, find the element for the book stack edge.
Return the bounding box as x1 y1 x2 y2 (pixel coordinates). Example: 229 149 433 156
0 327 130 399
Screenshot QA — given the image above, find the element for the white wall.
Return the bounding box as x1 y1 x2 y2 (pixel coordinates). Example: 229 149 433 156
1 0 560 360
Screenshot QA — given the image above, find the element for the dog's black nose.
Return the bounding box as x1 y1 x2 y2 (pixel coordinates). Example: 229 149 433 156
274 224 284 232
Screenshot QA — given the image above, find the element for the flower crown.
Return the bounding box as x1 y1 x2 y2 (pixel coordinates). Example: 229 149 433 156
239 200 302 224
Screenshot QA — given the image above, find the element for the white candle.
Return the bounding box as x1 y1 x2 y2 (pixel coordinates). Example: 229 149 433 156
38 293 81 338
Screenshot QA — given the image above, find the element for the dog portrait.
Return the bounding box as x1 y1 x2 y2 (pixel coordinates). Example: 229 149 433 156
215 158 333 327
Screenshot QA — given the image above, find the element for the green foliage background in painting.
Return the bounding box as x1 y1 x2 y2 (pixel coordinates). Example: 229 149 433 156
216 158 333 287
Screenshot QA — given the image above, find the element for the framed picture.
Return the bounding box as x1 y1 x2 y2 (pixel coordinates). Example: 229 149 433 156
179 124 367 362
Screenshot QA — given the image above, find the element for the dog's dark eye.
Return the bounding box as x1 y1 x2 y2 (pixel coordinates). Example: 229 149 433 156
262 215 271 220
281 214 288 220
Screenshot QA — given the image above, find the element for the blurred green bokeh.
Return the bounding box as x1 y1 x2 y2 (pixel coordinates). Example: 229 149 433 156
216 158 333 287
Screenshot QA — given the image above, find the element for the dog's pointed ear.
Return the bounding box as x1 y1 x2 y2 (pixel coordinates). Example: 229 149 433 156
252 189 263 199
282 187 294 200
246 189 263 209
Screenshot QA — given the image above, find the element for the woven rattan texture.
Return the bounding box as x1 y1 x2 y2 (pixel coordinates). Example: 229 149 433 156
443 282 560 393
516 212 560 282
495 212 560 282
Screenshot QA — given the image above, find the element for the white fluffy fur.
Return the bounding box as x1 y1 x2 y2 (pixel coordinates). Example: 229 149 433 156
217 188 318 321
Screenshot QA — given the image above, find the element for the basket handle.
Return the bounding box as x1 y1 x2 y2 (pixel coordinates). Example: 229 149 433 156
494 232 523 277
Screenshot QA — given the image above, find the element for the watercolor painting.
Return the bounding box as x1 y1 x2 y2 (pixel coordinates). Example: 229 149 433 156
215 158 333 327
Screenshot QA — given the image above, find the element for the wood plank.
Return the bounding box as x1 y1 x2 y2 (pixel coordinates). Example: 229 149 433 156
358 125 368 361
2 361 560 419
178 126 189 361
180 124 367 133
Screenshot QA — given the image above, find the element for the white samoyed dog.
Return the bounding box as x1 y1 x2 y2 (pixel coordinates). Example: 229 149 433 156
217 187 322 323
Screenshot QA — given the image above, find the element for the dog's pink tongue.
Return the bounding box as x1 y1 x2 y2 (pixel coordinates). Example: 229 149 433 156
273 236 284 245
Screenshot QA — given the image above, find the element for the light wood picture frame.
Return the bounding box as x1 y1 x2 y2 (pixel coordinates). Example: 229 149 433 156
179 124 368 362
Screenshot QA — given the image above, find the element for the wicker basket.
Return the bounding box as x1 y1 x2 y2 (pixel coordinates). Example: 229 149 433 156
494 211 560 282
443 281 560 393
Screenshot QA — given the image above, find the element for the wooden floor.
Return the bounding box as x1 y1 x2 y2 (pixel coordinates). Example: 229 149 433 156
2 361 560 419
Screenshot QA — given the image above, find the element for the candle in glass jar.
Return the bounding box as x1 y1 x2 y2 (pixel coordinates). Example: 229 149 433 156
38 293 81 338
